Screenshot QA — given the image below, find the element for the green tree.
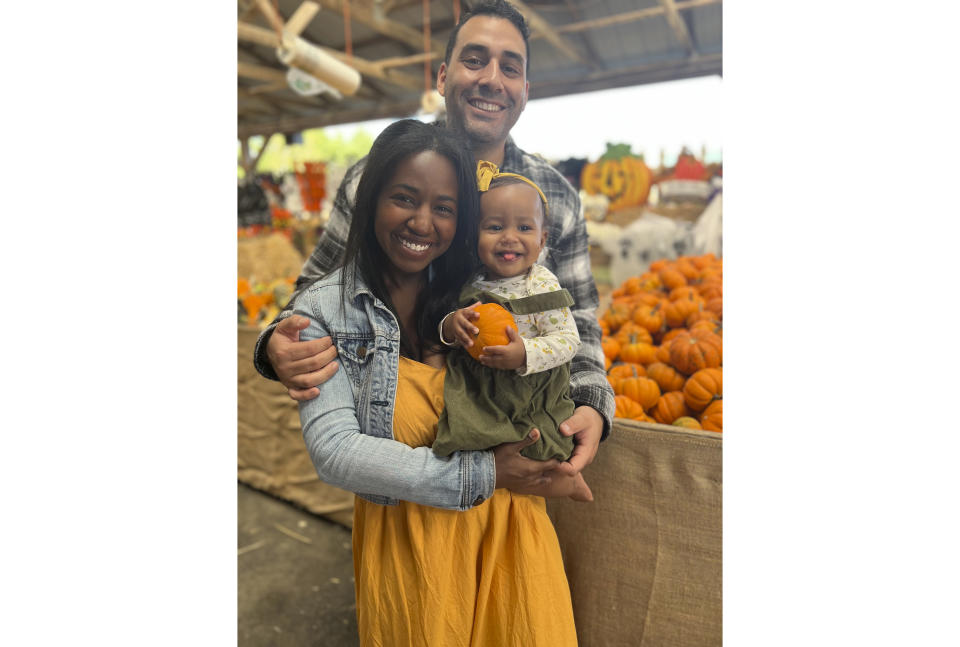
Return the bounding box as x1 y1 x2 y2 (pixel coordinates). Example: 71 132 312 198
238 127 375 178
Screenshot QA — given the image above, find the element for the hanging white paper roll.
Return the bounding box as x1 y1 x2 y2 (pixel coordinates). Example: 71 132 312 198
277 32 361 96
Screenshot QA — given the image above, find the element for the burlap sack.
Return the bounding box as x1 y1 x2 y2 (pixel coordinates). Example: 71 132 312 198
237 326 354 527
547 420 722 647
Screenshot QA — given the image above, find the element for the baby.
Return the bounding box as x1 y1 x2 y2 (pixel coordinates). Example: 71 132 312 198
433 161 591 502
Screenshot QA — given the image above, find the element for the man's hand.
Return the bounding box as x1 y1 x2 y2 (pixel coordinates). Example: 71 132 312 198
266 315 339 401
554 405 603 477
479 326 526 371
493 429 561 492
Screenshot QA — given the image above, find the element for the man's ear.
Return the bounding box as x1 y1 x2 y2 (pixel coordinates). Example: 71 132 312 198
436 62 447 96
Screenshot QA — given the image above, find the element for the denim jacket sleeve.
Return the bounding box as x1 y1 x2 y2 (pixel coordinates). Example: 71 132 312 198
294 298 496 511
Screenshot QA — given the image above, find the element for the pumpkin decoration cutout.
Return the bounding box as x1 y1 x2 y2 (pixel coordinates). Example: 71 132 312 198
466 303 519 361
580 143 652 212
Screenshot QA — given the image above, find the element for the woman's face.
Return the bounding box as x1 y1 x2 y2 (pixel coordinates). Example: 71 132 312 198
374 150 459 283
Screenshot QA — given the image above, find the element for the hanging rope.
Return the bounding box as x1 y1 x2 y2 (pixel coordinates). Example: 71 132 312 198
343 0 353 59
423 0 432 94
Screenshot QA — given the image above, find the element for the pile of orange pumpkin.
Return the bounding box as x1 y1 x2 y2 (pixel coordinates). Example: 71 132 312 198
600 253 722 432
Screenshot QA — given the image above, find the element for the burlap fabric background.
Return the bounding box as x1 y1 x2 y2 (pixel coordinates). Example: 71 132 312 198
237 326 354 527
547 420 721 646
238 328 721 645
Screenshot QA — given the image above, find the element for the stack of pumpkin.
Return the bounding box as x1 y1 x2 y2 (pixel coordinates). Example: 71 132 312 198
600 253 722 432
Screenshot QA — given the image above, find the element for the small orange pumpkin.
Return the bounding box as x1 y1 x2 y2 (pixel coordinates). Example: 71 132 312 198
651 391 691 425
607 362 645 391
614 322 653 346
646 361 686 392
615 375 661 410
669 331 722 376
686 308 719 328
601 336 621 361
619 336 658 365
466 303 518 361
690 319 722 338
705 296 723 318
602 302 633 332
632 303 665 335
658 267 687 290
672 416 703 430
700 399 723 432
608 362 646 381
614 394 645 420
683 367 723 412
664 297 702 329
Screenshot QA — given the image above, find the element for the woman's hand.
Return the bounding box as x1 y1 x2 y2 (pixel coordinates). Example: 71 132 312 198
493 429 560 492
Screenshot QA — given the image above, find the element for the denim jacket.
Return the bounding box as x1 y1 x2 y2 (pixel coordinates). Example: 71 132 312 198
291 265 496 510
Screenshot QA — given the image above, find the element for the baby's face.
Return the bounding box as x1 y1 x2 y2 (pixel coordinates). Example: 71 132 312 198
477 182 547 280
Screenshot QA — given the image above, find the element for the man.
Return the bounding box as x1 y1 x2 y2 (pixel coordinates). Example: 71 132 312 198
253 0 614 477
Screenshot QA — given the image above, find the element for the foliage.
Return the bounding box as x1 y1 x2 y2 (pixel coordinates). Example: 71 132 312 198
238 127 375 178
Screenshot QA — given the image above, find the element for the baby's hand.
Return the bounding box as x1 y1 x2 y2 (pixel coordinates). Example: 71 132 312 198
444 301 481 348
479 326 527 370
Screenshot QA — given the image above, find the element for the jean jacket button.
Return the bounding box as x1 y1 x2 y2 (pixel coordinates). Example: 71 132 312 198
357 346 367 359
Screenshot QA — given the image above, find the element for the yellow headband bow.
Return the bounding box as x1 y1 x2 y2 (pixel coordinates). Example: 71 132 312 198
476 160 549 218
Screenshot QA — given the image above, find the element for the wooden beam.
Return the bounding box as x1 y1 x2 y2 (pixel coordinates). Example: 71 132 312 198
238 61 287 84
322 48 421 90
238 0 259 22
562 0 605 71
509 0 589 67
552 0 720 35
375 51 437 69
315 0 445 55
247 81 290 95
657 0 696 54
239 21 421 90
239 85 327 110
238 98 422 139
285 1 321 37
238 20 278 47
252 0 285 35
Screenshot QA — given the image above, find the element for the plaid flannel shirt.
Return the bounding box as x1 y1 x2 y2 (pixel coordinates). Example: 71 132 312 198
254 135 615 439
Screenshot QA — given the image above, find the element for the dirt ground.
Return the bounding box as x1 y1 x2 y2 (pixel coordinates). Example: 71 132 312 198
238 483 359 647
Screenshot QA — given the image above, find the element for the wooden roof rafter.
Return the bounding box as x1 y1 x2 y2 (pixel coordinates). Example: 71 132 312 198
656 0 697 55
313 0 446 56
238 20 423 90
510 0 592 69
550 0 720 36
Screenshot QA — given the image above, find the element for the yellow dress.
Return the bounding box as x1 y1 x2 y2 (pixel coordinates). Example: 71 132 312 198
352 357 578 646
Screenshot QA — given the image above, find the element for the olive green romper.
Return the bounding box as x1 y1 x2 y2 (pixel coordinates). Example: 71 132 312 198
433 287 576 461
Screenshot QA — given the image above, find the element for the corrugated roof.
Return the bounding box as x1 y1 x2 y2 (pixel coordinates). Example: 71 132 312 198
238 0 722 138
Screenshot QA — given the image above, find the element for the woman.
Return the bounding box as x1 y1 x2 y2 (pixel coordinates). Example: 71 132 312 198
291 119 579 645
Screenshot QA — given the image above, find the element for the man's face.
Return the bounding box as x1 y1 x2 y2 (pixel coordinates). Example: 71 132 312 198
437 16 529 149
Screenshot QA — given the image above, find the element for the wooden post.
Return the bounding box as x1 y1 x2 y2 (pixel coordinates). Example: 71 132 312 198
241 137 251 175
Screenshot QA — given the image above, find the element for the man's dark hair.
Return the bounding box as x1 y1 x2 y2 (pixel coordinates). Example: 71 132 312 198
443 0 531 73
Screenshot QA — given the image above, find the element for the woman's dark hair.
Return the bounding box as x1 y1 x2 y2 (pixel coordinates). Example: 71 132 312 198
444 0 531 73
340 119 480 358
